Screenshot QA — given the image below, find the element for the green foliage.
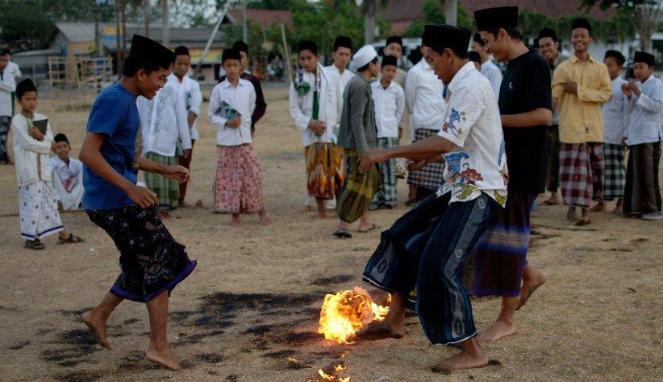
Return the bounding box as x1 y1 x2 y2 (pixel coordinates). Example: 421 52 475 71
0 0 59 50
247 0 292 10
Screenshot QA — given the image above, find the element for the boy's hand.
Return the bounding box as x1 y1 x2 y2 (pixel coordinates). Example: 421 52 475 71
627 80 641 97
226 117 241 128
308 120 326 135
181 149 192 160
164 165 189 183
562 81 578 95
30 127 45 141
126 185 159 209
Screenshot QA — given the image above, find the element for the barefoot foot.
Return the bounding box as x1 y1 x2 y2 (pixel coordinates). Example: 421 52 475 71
260 212 272 225
146 347 181 370
231 215 241 226
479 320 517 343
517 270 547 310
356 321 404 340
81 310 112 350
431 351 489 374
589 202 605 212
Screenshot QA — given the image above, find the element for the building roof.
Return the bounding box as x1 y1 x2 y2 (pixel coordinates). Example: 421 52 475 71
55 23 96 43
225 8 293 26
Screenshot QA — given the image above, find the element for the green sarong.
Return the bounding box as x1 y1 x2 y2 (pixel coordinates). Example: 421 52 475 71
144 152 179 210
337 149 381 223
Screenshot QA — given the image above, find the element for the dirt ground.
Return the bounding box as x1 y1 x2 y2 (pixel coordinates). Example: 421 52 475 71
0 86 661 382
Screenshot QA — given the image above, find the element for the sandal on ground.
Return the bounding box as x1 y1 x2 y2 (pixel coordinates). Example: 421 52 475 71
333 228 353 239
58 233 85 244
25 239 45 250
358 224 379 233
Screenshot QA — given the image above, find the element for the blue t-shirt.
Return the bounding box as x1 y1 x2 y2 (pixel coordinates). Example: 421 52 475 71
83 83 140 210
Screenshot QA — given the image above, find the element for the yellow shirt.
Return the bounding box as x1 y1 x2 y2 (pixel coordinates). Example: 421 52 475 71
552 55 612 143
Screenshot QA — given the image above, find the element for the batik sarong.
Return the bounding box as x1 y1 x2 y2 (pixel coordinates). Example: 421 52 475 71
623 142 662 215
0 116 10 163
19 181 64 240
214 144 265 214
178 140 195 204
363 192 499 345
603 143 626 201
463 191 537 297
336 149 380 224
144 152 179 210
87 205 197 302
370 137 399 208
407 129 445 191
559 142 604 208
305 142 344 200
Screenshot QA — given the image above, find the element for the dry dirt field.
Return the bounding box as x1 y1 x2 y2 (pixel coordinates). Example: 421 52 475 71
0 85 661 382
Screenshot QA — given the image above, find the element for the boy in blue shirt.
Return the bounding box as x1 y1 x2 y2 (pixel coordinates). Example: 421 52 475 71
79 35 196 370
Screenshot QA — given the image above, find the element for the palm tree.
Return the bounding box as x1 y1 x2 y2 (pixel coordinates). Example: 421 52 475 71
441 0 457 26
360 0 389 44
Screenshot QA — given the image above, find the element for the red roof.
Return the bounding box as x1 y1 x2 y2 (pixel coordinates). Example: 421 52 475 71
381 0 615 24
227 9 293 26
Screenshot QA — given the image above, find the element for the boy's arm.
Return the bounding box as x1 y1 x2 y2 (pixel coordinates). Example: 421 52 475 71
395 87 405 125
11 116 52 154
208 86 228 128
188 81 203 128
288 81 312 132
634 81 663 113
576 66 612 103
350 83 369 153
174 90 192 151
79 132 159 208
250 76 266 125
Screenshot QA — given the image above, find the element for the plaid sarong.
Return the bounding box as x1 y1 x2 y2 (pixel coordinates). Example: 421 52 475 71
559 143 604 208
407 128 445 191
623 142 662 215
305 142 345 200
144 152 179 210
371 137 399 208
337 149 381 223
87 205 197 303
603 143 625 201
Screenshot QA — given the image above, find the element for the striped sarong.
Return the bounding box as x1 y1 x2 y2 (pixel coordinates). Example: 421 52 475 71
371 137 399 208
464 191 537 297
407 128 445 191
144 152 179 210
559 142 604 208
336 149 381 224
305 142 345 200
623 142 662 215
603 143 625 201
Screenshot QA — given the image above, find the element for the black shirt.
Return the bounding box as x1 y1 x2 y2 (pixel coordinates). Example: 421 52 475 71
498 48 552 193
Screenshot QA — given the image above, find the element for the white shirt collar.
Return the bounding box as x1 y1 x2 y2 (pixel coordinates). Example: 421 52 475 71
220 78 244 89
447 62 476 94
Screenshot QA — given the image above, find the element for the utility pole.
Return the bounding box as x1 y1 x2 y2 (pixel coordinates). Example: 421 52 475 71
162 0 170 47
443 0 457 26
143 0 150 37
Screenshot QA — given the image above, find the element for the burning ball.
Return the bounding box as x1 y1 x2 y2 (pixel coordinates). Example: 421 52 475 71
318 287 389 344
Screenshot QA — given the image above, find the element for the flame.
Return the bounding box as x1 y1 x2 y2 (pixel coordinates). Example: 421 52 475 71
318 287 390 344
313 362 351 382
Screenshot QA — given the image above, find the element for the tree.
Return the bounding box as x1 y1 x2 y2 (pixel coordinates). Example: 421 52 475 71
361 0 389 44
582 0 662 51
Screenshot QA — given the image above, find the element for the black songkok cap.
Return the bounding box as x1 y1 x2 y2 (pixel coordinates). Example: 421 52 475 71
381 55 398 67
297 40 318 55
174 46 190 56
474 6 519 31
537 28 558 43
422 24 472 59
604 50 625 66
634 51 655 66
16 78 37 99
468 51 481 63
54 133 69 144
232 41 249 54
222 48 241 63
571 18 592 35
385 36 403 48
333 36 353 51
129 34 175 69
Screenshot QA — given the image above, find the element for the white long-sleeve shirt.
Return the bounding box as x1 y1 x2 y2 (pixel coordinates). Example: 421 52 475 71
0 67 16 117
137 82 191 157
324 64 355 140
372 80 405 138
208 78 256 146
11 113 54 186
48 155 84 210
404 59 446 136
480 59 503 99
626 75 663 146
289 63 337 146
603 76 629 145
167 73 202 140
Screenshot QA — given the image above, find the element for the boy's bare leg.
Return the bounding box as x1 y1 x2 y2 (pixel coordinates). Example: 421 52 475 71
590 201 606 212
357 292 406 339
358 211 376 232
145 291 181 370
543 191 560 205
566 207 577 222
81 292 123 350
479 296 518 342
431 337 488 373
576 207 591 226
231 214 241 226
315 198 327 219
517 265 547 310
613 199 623 214
259 209 272 225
